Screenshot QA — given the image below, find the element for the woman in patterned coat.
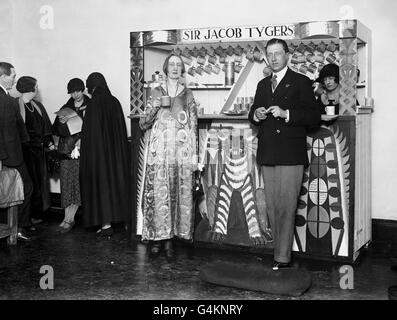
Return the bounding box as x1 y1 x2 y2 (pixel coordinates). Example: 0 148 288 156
139 54 199 262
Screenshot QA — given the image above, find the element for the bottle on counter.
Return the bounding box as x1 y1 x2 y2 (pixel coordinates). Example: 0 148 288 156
225 62 235 86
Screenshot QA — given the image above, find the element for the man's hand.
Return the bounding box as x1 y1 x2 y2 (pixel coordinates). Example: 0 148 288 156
152 97 161 109
59 115 68 124
255 107 268 121
267 105 288 119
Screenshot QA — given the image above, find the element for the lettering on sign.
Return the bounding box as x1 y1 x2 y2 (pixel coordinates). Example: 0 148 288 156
180 24 295 43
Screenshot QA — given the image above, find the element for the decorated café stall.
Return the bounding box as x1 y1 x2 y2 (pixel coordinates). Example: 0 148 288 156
129 20 373 262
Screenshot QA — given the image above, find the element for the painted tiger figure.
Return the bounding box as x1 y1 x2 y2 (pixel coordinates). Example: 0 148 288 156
209 127 271 245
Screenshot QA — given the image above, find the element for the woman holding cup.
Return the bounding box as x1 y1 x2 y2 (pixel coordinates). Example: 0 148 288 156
316 63 340 115
139 54 199 262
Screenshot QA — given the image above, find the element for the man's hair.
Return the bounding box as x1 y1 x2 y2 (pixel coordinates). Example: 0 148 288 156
0 62 14 77
16 76 37 93
265 38 289 54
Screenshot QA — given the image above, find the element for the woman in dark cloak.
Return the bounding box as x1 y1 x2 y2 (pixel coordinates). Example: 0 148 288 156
80 72 131 236
16 76 54 226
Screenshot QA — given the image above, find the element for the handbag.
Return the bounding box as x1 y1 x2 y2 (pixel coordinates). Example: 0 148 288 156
193 171 204 201
46 150 61 174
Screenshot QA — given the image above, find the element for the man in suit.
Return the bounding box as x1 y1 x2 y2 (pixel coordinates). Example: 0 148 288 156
248 39 321 270
0 61 33 241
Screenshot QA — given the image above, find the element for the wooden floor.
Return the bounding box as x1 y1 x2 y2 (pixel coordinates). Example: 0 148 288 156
1 215 397 302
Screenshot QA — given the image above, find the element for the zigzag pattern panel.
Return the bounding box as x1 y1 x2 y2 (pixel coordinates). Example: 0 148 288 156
130 47 144 115
339 38 358 115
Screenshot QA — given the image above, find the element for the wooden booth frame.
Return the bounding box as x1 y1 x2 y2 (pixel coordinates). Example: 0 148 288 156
129 20 373 262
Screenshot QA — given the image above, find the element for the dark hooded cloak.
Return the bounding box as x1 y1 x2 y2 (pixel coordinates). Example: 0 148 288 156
80 72 131 227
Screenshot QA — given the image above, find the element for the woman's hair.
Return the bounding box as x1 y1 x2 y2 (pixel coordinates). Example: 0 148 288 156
67 78 85 93
16 76 37 93
162 54 186 76
318 63 339 84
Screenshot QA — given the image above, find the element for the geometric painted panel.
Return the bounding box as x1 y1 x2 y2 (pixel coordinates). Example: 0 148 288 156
294 123 353 258
339 38 358 115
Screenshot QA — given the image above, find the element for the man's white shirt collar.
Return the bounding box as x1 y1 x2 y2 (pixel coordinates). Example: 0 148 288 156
272 65 288 82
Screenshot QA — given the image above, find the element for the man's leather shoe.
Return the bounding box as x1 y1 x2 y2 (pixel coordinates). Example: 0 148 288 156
272 261 291 270
97 227 113 237
26 225 37 232
17 231 32 242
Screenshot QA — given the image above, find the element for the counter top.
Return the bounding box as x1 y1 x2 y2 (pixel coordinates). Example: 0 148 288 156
198 113 249 120
129 113 359 121
198 114 345 121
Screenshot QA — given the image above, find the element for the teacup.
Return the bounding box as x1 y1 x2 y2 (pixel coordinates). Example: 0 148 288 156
325 105 335 115
161 95 171 108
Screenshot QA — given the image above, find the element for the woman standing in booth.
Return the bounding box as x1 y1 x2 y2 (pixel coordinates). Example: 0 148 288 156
317 63 341 114
139 54 199 262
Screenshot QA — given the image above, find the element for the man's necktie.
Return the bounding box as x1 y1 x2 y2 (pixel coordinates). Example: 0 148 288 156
271 74 278 91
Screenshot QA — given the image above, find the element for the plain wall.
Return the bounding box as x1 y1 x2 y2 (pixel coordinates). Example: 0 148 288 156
1 0 396 221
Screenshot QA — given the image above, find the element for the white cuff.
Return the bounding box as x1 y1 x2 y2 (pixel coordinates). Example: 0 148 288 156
285 109 290 123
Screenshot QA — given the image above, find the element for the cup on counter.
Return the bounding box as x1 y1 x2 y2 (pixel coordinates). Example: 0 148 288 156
325 105 335 115
161 95 171 108
365 97 374 107
233 103 242 113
